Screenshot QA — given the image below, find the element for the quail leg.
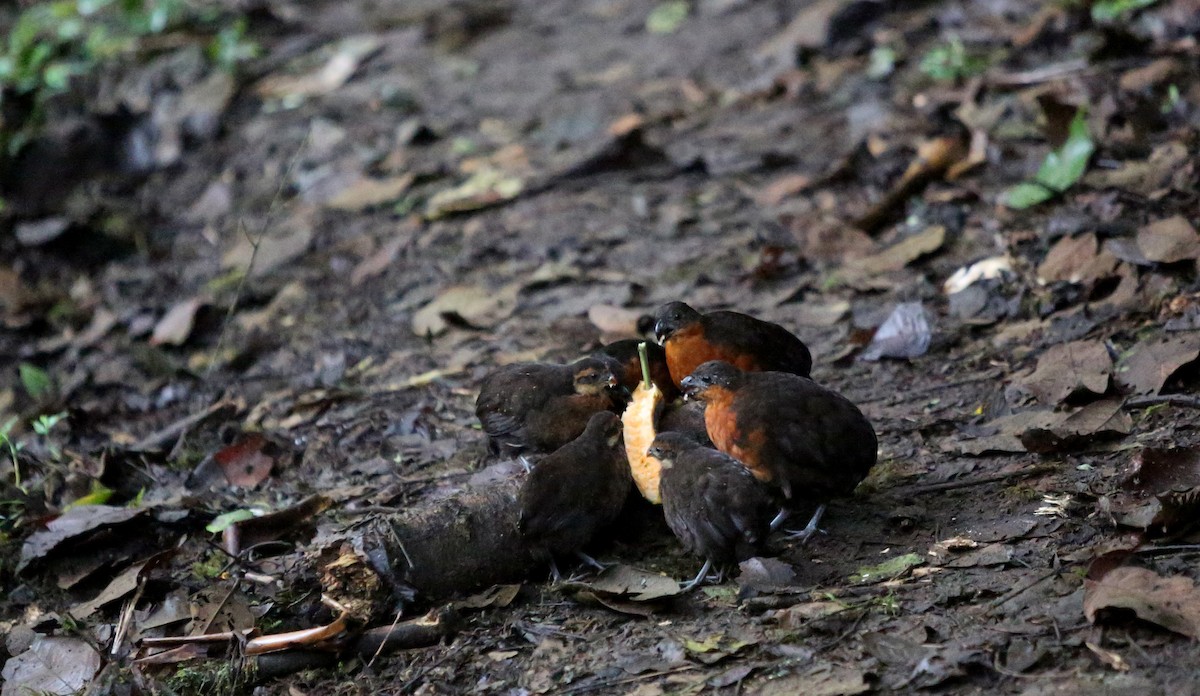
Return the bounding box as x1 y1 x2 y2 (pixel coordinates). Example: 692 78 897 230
679 559 713 592
784 504 827 544
769 508 789 532
575 551 607 572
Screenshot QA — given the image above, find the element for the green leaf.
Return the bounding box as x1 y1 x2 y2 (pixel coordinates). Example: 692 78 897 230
18 363 52 400
206 508 259 534
1091 0 1158 22
33 411 66 436
1005 182 1054 209
646 1 688 35
41 62 72 91
919 37 986 82
64 480 114 509
867 46 897 80
851 553 923 584
1004 108 1094 209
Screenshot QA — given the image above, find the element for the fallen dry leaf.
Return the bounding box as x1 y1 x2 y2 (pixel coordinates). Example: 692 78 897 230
70 554 164 619
351 236 407 287
1084 566 1200 639
1019 340 1111 405
567 564 682 602
754 0 850 66
1136 216 1200 264
1115 334 1200 395
1 636 101 696
766 601 847 627
411 283 520 337
1037 233 1117 285
214 433 275 488
325 173 415 212
18 505 146 573
1105 447 1200 534
222 206 316 278
1122 447 1200 494
150 297 205 347
1118 58 1181 93
1019 399 1131 453
1084 142 1191 196
254 36 380 99
757 173 813 206
425 167 524 219
789 217 877 264
846 225 946 277
950 409 1062 455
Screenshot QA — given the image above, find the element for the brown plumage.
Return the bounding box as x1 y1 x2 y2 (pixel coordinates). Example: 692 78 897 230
649 432 774 590
518 412 630 577
475 357 617 455
680 360 877 540
595 338 679 403
656 399 712 447
653 301 813 387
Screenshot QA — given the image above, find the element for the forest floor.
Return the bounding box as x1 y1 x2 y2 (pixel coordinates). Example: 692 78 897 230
2 0 1200 694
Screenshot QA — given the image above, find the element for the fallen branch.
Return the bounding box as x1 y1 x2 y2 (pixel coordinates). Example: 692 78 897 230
889 464 1056 496
1122 394 1200 410
374 478 539 596
131 400 240 452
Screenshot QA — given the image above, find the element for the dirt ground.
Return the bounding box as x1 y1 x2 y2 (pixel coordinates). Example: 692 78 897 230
2 0 1200 694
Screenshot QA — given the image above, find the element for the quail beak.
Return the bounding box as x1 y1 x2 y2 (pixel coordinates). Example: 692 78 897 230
648 448 672 468
680 376 697 401
607 374 619 388
653 321 667 344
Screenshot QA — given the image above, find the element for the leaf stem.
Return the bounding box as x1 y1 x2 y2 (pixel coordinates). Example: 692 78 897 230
637 342 652 390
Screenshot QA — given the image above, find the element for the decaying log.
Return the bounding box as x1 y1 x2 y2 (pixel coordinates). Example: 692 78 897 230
320 477 541 611
379 478 538 597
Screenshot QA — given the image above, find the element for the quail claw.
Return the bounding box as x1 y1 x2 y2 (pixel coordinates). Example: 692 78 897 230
574 551 608 572
783 504 827 545
679 559 714 592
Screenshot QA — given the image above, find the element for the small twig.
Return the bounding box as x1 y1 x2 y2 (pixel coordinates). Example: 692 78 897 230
1122 394 1200 410
171 126 313 460
321 594 350 614
558 665 697 695
891 464 1056 496
1134 544 1200 556
111 579 145 656
984 569 1058 615
817 607 868 653
367 607 405 669
131 399 238 452
986 59 1090 87
141 629 256 648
